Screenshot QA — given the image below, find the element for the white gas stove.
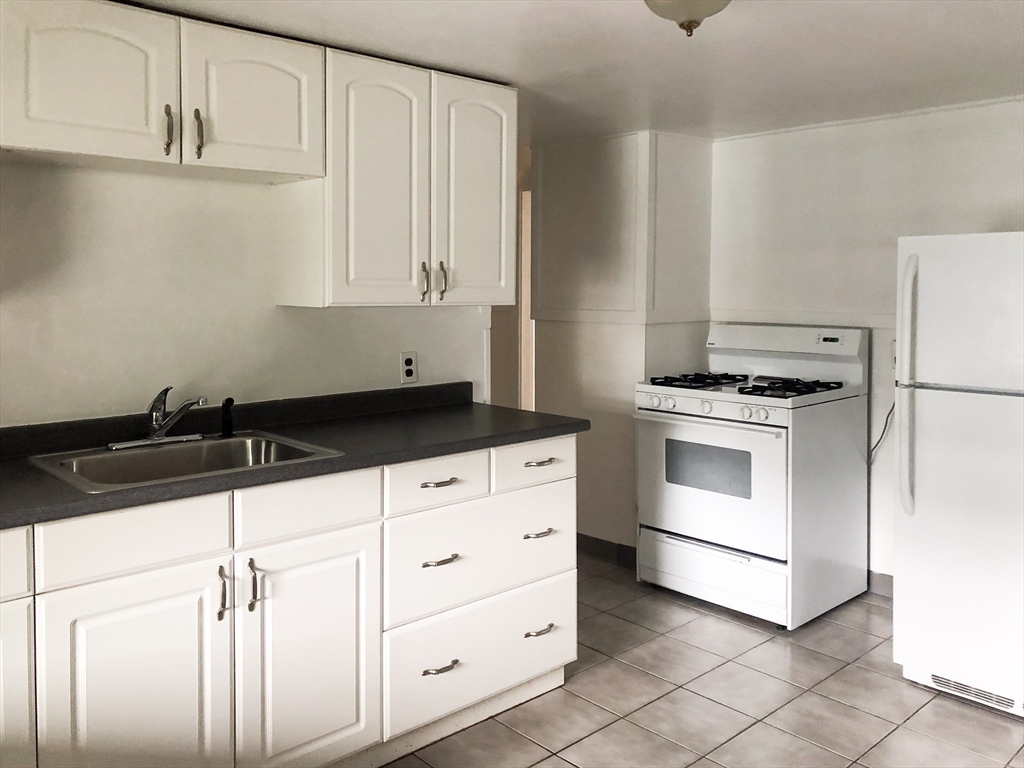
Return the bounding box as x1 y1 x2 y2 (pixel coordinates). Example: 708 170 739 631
635 323 869 630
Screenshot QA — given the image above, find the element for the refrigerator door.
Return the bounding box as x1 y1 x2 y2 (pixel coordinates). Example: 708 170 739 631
894 387 1024 714
897 233 1024 392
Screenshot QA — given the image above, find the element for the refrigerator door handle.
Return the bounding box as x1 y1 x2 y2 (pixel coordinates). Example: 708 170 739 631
898 386 915 516
897 252 919 386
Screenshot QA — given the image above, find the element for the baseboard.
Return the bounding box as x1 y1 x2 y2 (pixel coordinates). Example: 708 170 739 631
869 571 893 598
577 533 637 569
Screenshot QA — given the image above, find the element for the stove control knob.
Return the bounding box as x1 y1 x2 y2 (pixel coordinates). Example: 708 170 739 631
649 395 662 408
740 406 753 420
700 400 713 415
756 408 769 422
663 397 676 410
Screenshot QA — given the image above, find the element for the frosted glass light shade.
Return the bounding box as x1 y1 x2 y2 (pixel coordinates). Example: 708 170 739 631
644 0 732 35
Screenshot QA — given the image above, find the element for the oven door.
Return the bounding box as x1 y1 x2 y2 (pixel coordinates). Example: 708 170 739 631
636 410 789 561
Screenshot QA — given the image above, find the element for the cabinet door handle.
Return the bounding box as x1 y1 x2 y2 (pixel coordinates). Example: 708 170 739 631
524 457 556 468
420 477 457 489
524 623 555 638
194 108 205 159
422 553 459 568
216 565 228 621
438 261 448 301
247 558 258 612
523 527 554 540
420 261 430 303
163 104 174 156
422 659 459 676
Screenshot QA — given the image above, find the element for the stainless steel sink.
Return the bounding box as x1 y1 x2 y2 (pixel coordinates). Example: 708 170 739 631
30 431 340 493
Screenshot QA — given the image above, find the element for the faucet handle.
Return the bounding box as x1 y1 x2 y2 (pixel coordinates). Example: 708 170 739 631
147 386 173 421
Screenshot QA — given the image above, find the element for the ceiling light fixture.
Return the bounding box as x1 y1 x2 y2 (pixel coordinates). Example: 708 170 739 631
644 0 732 36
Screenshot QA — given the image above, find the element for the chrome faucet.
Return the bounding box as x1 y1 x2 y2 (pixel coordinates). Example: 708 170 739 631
108 387 207 451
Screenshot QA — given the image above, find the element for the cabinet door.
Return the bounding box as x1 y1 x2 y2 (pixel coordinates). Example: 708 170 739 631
181 20 325 177
236 523 381 767
328 51 431 306
431 73 517 305
0 0 180 162
35 558 233 768
0 597 36 768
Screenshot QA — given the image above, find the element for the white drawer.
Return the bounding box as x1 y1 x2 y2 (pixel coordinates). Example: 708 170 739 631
35 493 231 592
384 450 490 518
385 478 576 628
384 570 576 739
638 528 788 624
0 526 33 601
234 468 382 548
492 436 576 494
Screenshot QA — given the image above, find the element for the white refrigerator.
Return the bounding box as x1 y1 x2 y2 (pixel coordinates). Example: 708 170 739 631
894 232 1024 717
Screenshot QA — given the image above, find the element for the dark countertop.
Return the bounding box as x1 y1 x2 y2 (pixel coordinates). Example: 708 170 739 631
0 385 589 529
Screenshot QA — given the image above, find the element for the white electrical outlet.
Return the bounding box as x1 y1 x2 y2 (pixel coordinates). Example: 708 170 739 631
400 352 418 384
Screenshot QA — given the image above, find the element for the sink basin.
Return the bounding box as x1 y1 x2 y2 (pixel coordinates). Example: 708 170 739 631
30 431 340 493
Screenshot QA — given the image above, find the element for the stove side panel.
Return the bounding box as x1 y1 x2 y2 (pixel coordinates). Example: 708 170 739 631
788 396 869 628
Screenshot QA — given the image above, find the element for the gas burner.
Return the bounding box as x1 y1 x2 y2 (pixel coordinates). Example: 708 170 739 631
738 376 844 399
649 372 749 390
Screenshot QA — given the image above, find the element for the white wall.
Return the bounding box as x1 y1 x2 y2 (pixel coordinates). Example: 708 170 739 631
0 161 490 426
710 98 1024 575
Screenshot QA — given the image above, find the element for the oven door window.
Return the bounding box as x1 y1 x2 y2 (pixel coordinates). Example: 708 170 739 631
665 439 752 499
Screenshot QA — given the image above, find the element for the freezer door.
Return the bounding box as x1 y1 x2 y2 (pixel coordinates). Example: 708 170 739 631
894 387 1024 709
897 233 1024 392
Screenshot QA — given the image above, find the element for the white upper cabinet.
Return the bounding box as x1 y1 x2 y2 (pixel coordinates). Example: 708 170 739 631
0 0 181 163
327 51 431 306
181 21 325 177
431 73 517 306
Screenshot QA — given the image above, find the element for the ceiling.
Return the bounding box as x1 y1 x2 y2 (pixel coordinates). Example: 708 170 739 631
142 0 1024 144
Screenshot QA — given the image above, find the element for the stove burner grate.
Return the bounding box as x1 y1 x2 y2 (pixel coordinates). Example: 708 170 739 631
648 372 749 389
738 377 843 399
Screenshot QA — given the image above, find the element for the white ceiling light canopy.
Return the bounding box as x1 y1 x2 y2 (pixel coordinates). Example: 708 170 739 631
644 0 732 36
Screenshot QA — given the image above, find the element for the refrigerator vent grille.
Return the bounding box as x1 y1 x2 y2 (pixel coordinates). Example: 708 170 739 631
931 675 1015 710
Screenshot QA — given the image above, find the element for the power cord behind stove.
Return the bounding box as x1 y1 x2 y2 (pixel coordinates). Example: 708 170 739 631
870 402 895 464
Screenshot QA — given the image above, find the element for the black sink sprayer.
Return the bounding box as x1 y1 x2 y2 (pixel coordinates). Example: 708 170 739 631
221 397 235 438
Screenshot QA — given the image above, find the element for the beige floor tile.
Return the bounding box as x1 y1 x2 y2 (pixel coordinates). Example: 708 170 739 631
578 612 658 656
417 719 549 768
813 664 935 723
603 566 653 590
496 688 618 753
616 634 727 685
558 719 700 768
576 570 591 582
859 727 1003 768
824 599 893 638
607 594 704 633
669 615 773 659
783 616 885 661
1009 745 1024 768
707 722 849 768
858 592 893 609
626 687 755 755
565 644 608 678
577 576 650 611
684 661 802 719
765 691 896 760
688 760 726 768
853 639 903 680
903 695 1024 764
564 658 676 716
531 757 574 768
384 755 431 768
735 636 846 688
577 554 618 576
577 602 600 621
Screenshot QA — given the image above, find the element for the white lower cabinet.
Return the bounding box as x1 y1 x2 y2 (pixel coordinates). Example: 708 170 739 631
35 557 233 768
383 570 576 739
0 596 36 768
235 523 382 768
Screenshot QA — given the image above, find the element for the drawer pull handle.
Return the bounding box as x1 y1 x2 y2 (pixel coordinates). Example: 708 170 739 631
422 659 459 676
523 527 555 540
524 458 556 468
422 553 460 568
216 565 228 621
247 558 258 612
524 623 555 638
420 477 458 489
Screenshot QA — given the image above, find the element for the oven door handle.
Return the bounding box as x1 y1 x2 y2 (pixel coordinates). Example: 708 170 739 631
635 410 785 439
